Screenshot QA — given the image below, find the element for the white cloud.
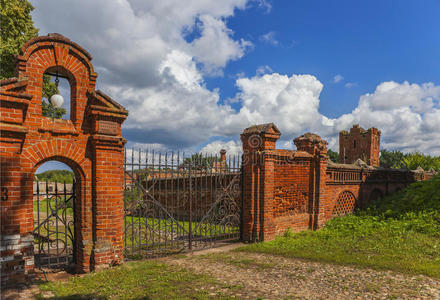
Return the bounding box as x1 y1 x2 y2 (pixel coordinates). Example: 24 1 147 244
256 65 273 75
30 1 440 156
259 31 279 46
345 82 358 88
333 74 344 83
332 81 440 155
200 140 242 156
190 14 253 75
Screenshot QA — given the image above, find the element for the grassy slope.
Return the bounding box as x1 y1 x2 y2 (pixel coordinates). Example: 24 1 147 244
238 176 440 278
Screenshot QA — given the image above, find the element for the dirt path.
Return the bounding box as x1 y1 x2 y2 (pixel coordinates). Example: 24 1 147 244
3 243 440 299
161 244 440 299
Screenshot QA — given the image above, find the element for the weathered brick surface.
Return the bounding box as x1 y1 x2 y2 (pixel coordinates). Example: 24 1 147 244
339 124 381 166
0 34 127 285
241 123 435 242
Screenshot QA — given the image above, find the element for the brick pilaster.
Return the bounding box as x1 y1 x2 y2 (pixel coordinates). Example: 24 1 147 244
241 123 280 242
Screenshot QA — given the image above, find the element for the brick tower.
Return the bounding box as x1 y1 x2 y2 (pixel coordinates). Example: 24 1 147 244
339 124 381 166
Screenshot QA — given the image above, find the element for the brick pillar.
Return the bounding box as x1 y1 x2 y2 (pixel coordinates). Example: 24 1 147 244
315 153 329 229
0 155 34 284
293 133 328 229
90 135 126 270
241 123 280 242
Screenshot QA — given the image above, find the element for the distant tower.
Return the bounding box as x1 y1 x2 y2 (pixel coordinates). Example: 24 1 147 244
339 124 381 166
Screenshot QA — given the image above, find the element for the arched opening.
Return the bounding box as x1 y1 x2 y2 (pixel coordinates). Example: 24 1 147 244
332 191 356 217
33 160 77 269
42 67 75 121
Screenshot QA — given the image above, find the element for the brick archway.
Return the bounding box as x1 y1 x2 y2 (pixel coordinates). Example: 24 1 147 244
1 34 128 284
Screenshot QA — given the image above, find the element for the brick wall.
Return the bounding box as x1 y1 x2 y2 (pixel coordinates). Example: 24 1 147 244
0 34 127 285
241 123 435 242
339 124 381 166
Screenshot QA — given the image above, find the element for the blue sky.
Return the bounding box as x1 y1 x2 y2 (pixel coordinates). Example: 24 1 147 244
204 0 440 117
32 0 440 172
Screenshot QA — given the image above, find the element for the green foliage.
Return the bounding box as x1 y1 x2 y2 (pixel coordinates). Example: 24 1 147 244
35 170 74 183
0 0 65 119
380 149 440 172
238 175 440 278
42 74 66 118
327 149 339 163
402 152 440 172
380 149 405 169
0 0 38 79
42 98 66 119
182 153 221 170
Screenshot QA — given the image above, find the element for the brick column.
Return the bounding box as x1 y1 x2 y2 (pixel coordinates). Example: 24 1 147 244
90 135 126 270
241 123 280 242
293 133 328 229
0 154 34 284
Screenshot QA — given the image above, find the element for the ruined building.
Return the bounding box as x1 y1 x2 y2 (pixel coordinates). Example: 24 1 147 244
339 124 381 166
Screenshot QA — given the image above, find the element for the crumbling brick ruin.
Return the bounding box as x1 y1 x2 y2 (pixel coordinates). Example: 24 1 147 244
241 123 436 242
339 124 381 166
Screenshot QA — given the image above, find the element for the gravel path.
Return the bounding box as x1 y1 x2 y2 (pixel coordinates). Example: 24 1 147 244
3 244 439 299
163 249 440 299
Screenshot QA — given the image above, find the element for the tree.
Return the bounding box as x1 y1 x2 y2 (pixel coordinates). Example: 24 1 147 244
402 152 440 172
0 0 38 79
182 154 221 170
327 149 339 163
0 0 65 118
380 149 440 172
35 170 74 183
380 149 405 169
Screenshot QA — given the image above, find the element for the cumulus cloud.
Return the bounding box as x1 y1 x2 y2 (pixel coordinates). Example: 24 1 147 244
333 74 344 83
330 81 440 155
190 14 253 75
30 1 440 156
200 140 242 156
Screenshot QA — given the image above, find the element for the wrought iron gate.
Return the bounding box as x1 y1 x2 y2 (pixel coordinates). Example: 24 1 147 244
33 180 75 268
123 149 242 258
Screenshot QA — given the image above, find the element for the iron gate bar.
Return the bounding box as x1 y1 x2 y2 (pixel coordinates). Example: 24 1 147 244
123 148 241 258
33 180 75 268
123 166 187 233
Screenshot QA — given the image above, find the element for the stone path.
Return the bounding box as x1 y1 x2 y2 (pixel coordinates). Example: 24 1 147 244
2 243 440 299
162 244 440 300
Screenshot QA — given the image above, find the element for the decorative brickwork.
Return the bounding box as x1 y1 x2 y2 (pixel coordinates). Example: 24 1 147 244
339 124 381 166
0 34 127 285
332 191 356 217
241 123 435 242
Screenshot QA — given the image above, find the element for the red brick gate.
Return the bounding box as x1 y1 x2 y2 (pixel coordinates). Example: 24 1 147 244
0 34 128 284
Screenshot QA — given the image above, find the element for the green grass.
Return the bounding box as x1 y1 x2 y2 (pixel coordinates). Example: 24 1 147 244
123 216 240 259
33 198 74 216
38 260 236 299
124 215 238 237
238 175 440 278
